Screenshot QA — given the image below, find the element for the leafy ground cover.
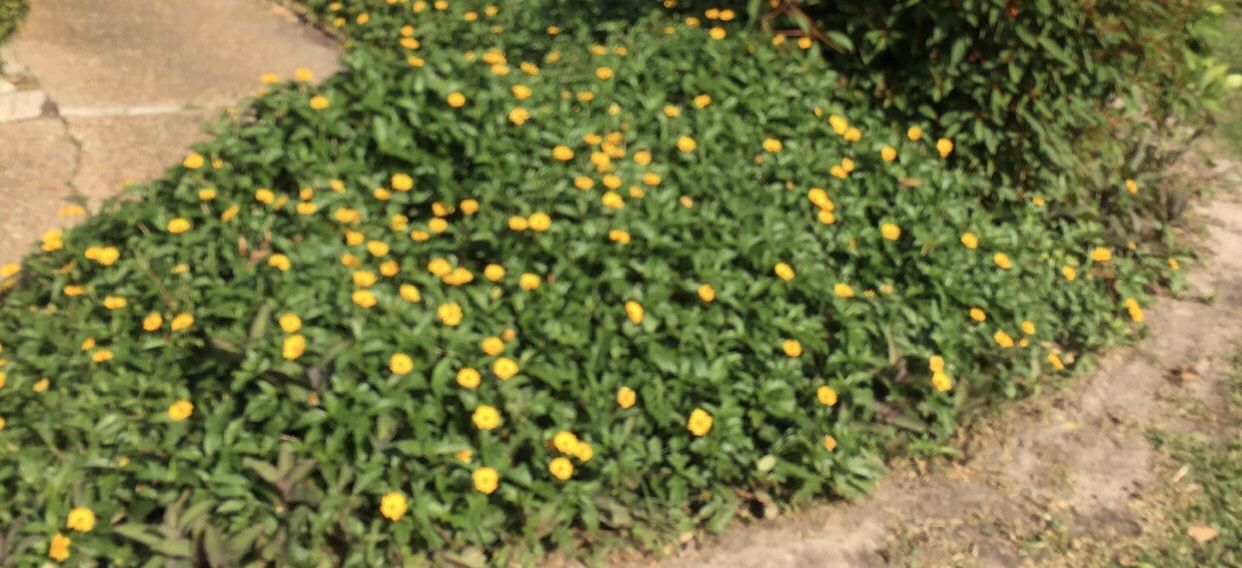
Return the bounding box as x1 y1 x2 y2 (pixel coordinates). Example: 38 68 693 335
0 1 1210 565
0 0 26 43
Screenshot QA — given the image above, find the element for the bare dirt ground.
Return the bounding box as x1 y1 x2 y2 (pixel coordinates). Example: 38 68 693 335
643 155 1242 568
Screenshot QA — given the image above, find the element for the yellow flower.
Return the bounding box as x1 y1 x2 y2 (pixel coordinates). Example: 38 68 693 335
0 263 20 279
390 353 414 375
807 188 833 210
528 212 551 232
92 349 113 363
447 92 466 107
33 378 49 393
518 273 540 290
828 115 849 135
970 308 987 322
1125 179 1138 194
680 195 694 208
608 229 632 244
183 152 205 169
601 192 625 209
352 290 377 308
171 313 194 332
823 435 838 452
457 367 481 389
830 165 847 179
574 442 594 462
929 355 945 374
663 104 682 118
595 66 613 80
931 372 953 392
1062 265 1078 281
907 126 922 141
473 467 499 494
709 26 726 40
399 284 421 303
279 313 302 334
511 85 533 102
1047 352 1065 371
549 457 574 481
103 296 127 310
936 138 953 158
630 150 653 167
380 492 408 521
221 204 240 221
1090 247 1112 262
676 136 697 153
642 171 662 186
427 258 452 277
268 254 291 271
66 508 95 532
428 218 448 234
0 417 5 430
694 94 712 108
816 385 838 406
762 138 782 153
367 240 390 257
309 95 330 110
380 261 400 277
993 252 1013 269
472 405 501 430
697 283 716 302
1168 257 1180 271
483 264 506 282
480 337 505 356
508 107 530 125
880 223 901 241
283 334 306 360
774 262 795 281
294 67 314 82
782 339 803 357
602 174 622 190
81 337 96 351
49 533 71 562
843 127 862 142
492 358 520 380
552 145 575 161
438 303 464 326
625 300 644 325
1125 297 1144 322
797 36 813 49
841 157 856 173
960 232 979 249
1021 320 1036 335
833 283 855 298
617 386 637 409
687 408 713 436
41 229 64 251
143 312 164 331
61 284 82 297
993 330 1015 348
881 146 897 161
95 247 120 266
168 400 194 421
553 431 580 454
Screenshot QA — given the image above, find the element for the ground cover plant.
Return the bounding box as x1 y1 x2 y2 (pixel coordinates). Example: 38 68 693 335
0 0 26 43
0 1 1206 565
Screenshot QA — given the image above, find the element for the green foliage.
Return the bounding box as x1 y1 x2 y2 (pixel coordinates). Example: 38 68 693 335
0 0 27 43
0 1 1187 565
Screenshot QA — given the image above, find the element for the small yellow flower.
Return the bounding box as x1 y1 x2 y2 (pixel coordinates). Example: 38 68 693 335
929 355 945 373
492 357 519 380
283 334 307 360
830 165 848 179
528 212 551 232
33 378 49 393
508 107 530 125
880 223 901 241
960 232 979 249
993 252 1013 269
221 204 240 221
483 264 506 281
380 260 400 277
552 145 575 161
549 457 574 480
1125 297 1145 322
1168 257 1180 271
676 136 697 153
309 95 330 110
816 386 837 406
680 195 694 208
170 313 194 331
807 188 833 210
881 146 897 162
380 492 408 521
294 67 314 82
833 283 855 298
438 303 464 326
519 273 541 290
993 330 1015 348
472 404 501 430
782 339 803 358
390 353 414 375
480 337 505 356
398 284 421 303
453 365 482 389
1062 265 1078 281
844 127 862 142
1021 320 1036 335
828 115 848 135
609 229 631 244
574 443 594 462
268 254 291 271
473 467 499 494
103 296 127 310
351 289 376 308
931 372 953 392
92 349 113 363
625 300 644 324
1047 352 1065 371
694 94 712 108
49 533 71 562
595 66 613 80
601 192 625 209
1090 247 1112 262
1125 179 1138 194
797 36 812 49
81 338 95 351
183 152 205 169
66 507 96 533
143 312 164 331
697 283 716 302
168 400 194 421
970 308 987 322
774 262 795 281
279 313 302 334
553 431 580 454
936 138 953 158
762 138 782 153
447 92 466 107
367 240 390 257
823 435 838 452
907 126 922 141
687 408 713 436
709 26 726 40
617 386 637 409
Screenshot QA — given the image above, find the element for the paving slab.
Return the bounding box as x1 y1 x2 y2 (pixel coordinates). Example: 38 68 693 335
9 0 339 109
67 110 216 202
0 118 77 264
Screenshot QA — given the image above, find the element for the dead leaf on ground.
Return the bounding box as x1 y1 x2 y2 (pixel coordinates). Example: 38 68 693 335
1168 366 1200 384
1187 525 1218 543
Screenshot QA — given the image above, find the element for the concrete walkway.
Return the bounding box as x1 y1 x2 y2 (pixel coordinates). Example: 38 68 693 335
0 0 339 264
